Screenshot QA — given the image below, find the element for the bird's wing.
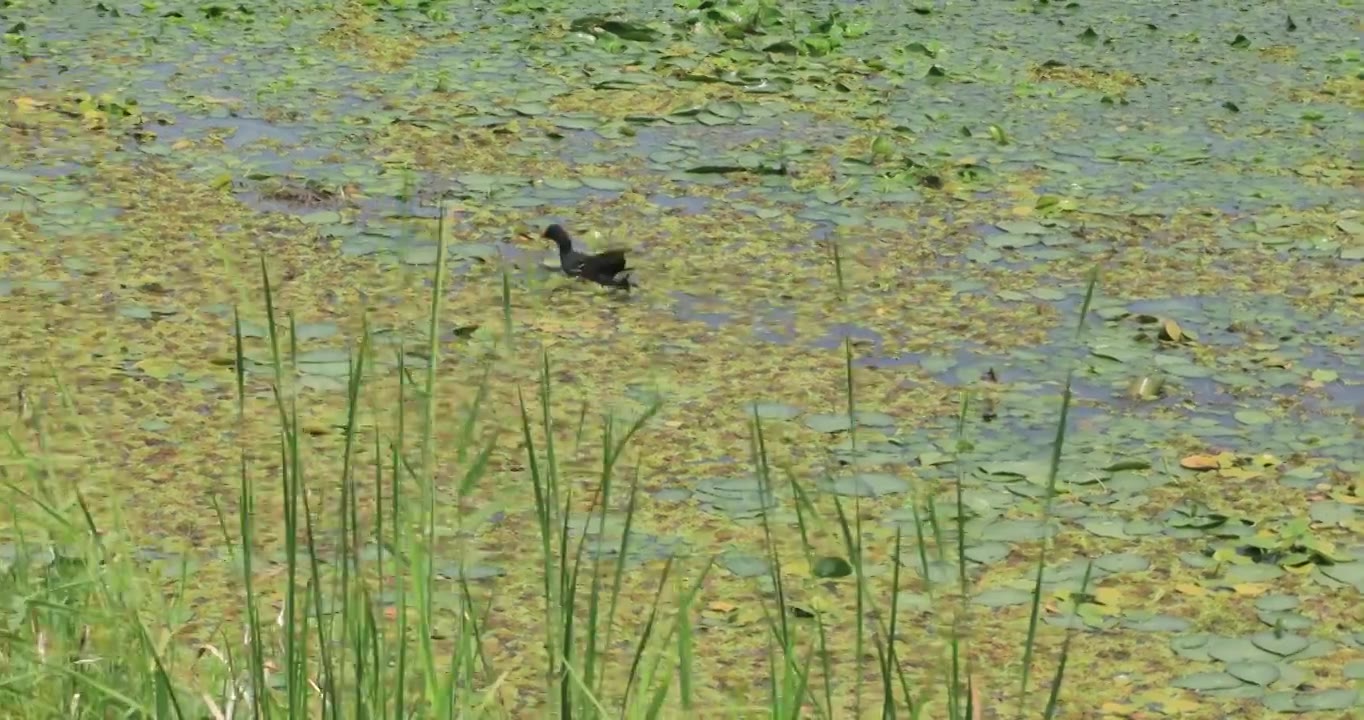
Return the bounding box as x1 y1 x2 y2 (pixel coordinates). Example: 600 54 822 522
582 250 628 277
559 249 587 274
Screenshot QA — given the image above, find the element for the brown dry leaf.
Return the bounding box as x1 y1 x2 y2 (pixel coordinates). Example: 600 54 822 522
1093 586 1125 606
1098 700 1141 716
14 96 51 111
1179 453 1220 470
1174 583 1208 597
1231 583 1271 596
1159 317 1183 342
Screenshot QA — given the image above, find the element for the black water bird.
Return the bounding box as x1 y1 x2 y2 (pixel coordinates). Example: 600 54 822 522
541 224 634 290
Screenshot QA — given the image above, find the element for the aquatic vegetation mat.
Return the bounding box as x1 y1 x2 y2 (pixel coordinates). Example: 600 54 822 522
1 0 1361 716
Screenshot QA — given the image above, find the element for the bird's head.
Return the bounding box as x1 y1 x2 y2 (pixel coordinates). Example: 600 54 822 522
542 224 573 251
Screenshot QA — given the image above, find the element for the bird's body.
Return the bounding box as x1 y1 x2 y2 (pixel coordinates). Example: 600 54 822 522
542 224 633 290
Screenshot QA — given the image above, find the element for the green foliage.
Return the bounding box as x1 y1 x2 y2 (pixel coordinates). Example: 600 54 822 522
0 252 1095 718
2 0 1361 716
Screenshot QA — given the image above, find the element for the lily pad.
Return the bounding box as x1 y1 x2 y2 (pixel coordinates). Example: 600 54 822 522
1249 631 1309 658
979 519 1058 542
1172 671 1245 691
436 563 506 580
962 542 1011 565
1092 552 1149 574
401 245 440 265
1291 689 1359 711
449 243 499 261
653 488 691 502
972 587 1033 607
747 401 802 421
1253 594 1299 613
995 220 1050 235
1233 409 1273 426
819 473 910 498
719 551 770 578
984 233 1041 250
581 177 631 191
804 413 853 433
1225 661 1279 686
1318 561 1364 591
1122 614 1192 633
294 322 340 341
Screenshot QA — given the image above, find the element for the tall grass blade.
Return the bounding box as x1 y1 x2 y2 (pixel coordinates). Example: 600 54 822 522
1017 266 1100 714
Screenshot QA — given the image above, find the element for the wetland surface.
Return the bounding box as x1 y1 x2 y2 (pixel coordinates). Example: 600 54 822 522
1 0 1361 716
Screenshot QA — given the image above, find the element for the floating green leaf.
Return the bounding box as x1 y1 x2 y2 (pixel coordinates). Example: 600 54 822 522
804 413 853 433
980 519 1058 542
1225 661 1279 687
1172 671 1245 691
972 587 1033 608
812 556 852 578
1249 631 1309 658
719 551 770 578
747 401 802 421
820 473 909 498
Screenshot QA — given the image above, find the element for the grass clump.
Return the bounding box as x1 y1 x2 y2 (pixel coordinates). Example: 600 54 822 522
0 236 1095 718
